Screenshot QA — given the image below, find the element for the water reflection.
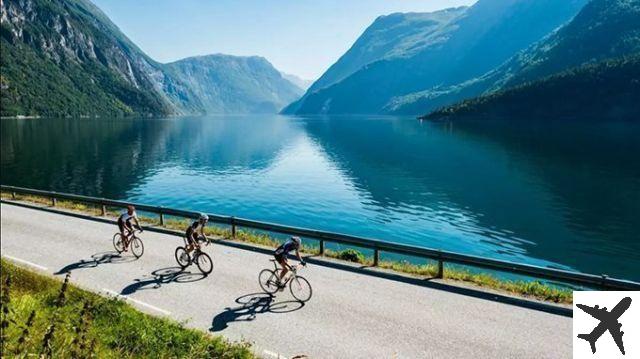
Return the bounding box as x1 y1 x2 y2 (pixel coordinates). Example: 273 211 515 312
1 115 638 280
446 120 640 277
1 117 298 197
1 118 173 198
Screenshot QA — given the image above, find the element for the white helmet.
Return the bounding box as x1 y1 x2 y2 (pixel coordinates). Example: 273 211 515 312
291 236 302 246
199 213 209 222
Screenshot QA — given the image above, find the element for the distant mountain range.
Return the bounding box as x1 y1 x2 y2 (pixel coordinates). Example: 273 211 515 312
284 0 589 115
280 72 313 91
163 55 303 114
0 0 303 117
423 0 640 120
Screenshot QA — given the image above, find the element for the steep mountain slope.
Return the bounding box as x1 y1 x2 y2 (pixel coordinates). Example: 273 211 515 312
282 8 466 114
286 0 587 115
0 0 176 117
423 56 640 120
311 9 466 94
496 0 640 88
164 55 304 114
398 0 640 115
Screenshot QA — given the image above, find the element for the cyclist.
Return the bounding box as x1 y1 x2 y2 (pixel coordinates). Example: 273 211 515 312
185 213 209 253
117 205 142 251
275 236 306 289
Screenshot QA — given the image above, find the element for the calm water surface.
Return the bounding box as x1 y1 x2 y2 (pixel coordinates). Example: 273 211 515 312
2 116 639 280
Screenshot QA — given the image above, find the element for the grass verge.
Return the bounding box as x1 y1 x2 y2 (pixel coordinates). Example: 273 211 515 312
1 191 573 304
0 259 254 358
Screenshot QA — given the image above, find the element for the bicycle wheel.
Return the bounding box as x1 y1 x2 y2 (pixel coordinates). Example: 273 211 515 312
113 233 125 253
195 251 213 275
289 275 312 302
258 269 280 294
175 247 191 268
130 236 144 258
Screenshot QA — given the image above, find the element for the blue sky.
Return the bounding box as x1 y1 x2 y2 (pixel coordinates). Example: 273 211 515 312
92 0 476 80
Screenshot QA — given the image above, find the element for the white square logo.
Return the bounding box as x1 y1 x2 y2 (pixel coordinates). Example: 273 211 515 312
573 291 640 358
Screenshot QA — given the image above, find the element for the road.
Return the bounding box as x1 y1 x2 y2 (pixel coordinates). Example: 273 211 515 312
1 203 572 358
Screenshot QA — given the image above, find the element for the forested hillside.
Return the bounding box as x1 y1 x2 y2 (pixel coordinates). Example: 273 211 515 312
424 56 640 120
403 0 640 115
0 0 174 117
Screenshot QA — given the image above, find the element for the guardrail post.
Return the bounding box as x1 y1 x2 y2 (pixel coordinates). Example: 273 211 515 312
231 217 237 239
436 251 444 279
601 274 609 289
159 209 165 226
11 192 16 199
51 197 57 207
373 249 379 266
319 240 325 256
101 205 106 216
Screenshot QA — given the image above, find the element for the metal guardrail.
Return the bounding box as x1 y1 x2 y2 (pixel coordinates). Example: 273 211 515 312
2 184 639 290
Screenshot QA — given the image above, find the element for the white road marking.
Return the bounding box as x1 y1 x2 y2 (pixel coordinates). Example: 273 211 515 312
263 349 288 359
2 255 48 271
103 288 171 316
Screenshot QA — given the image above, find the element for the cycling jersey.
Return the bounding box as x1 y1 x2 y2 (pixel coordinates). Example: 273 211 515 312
119 211 138 224
186 220 204 240
275 239 298 257
118 211 138 233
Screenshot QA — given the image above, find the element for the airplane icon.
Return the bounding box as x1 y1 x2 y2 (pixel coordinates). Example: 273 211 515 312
576 296 631 355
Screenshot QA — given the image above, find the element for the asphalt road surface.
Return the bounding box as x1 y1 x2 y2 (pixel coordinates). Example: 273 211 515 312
1 203 572 358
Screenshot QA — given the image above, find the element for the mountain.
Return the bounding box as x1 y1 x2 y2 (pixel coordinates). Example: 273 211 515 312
163 55 304 114
303 8 467 96
0 0 304 117
423 56 640 120
284 0 587 115
402 0 640 115
281 72 313 91
282 7 467 114
0 0 175 117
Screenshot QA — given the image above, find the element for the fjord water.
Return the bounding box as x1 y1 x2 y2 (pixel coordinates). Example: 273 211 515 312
1 116 639 280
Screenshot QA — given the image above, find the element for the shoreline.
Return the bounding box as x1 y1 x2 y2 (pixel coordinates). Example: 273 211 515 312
0 191 575 304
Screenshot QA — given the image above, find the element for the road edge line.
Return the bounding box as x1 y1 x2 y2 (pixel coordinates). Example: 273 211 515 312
103 288 171 316
2 254 48 271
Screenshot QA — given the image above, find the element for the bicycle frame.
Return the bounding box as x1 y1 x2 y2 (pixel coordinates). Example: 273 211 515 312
122 229 141 246
177 236 210 265
271 260 300 285
183 235 209 249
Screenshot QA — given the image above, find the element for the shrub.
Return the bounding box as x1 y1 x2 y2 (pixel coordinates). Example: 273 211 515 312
335 249 366 263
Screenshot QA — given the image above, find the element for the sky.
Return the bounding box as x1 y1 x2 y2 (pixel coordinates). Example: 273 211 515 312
92 0 477 80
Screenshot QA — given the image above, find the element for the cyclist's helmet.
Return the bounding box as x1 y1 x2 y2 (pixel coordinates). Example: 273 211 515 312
291 236 302 247
126 205 135 214
199 213 209 223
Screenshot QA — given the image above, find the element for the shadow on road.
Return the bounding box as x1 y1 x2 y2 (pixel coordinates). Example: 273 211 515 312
120 266 206 295
210 292 304 332
55 251 136 274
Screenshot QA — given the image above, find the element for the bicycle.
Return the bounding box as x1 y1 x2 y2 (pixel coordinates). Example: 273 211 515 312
113 229 144 258
175 237 214 275
258 260 312 302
